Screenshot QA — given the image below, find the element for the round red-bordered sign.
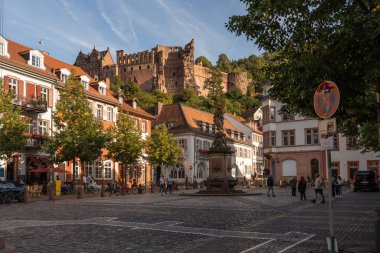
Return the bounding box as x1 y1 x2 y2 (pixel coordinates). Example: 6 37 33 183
313 81 340 119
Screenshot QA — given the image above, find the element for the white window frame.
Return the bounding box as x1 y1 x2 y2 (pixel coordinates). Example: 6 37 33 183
97 104 103 120
104 161 112 179
8 78 17 95
38 121 48 135
40 87 48 101
141 121 146 133
107 107 113 122
32 55 41 68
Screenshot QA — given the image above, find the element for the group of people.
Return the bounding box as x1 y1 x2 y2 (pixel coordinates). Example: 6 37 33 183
158 174 174 196
267 173 344 203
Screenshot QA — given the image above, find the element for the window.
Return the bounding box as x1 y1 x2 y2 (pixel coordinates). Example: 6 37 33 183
178 166 185 178
81 80 89 90
97 105 103 119
305 129 319 145
262 107 268 124
141 121 146 133
0 43 3 55
203 141 210 150
8 78 17 94
40 87 48 101
74 162 79 180
94 161 102 179
367 160 378 173
38 121 48 135
196 139 202 151
99 87 106 95
270 131 276 147
347 137 359 150
270 107 275 122
84 162 94 177
178 139 187 153
28 119 34 134
107 107 113 122
281 130 295 146
61 74 68 83
333 133 339 150
31 55 41 68
147 65 150 69
347 161 359 180
134 119 138 129
331 162 340 177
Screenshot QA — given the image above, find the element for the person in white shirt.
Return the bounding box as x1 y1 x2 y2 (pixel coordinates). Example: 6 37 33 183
83 174 88 189
312 173 325 204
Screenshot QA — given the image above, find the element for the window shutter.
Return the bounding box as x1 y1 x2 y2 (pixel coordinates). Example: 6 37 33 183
36 86 41 99
3 76 9 91
26 83 35 99
48 89 53 108
18 80 24 98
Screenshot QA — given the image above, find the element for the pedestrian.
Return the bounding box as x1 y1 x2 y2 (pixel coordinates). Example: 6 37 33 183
336 176 343 197
290 177 297 196
165 175 173 194
267 175 275 197
159 174 165 196
311 173 325 204
83 174 88 190
298 176 307 200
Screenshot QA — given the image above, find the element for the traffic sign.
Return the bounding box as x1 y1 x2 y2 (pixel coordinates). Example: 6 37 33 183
313 81 340 119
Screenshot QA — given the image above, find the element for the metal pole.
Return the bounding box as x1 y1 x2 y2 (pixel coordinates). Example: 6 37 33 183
327 149 335 252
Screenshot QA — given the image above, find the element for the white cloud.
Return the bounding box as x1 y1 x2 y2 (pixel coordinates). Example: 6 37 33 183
58 0 80 22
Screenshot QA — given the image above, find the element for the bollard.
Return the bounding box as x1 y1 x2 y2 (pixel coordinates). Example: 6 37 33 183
376 209 380 253
77 186 83 199
0 235 16 253
101 186 105 197
23 189 29 204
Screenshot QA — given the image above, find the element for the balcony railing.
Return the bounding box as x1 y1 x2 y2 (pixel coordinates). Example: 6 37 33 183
12 96 47 113
24 134 46 149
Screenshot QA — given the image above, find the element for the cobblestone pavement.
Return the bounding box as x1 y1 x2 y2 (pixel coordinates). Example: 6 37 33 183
0 187 378 253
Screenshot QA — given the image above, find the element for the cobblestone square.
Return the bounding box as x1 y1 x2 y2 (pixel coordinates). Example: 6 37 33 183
0 187 378 253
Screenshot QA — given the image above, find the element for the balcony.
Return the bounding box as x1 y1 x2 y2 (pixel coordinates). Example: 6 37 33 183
12 96 47 113
24 134 46 149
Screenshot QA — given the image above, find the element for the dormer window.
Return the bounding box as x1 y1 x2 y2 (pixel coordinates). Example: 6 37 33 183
98 81 107 95
27 50 45 70
0 36 10 58
79 75 90 90
32 55 41 67
59 68 70 83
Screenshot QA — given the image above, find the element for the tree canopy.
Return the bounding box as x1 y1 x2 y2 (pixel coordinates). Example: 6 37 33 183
44 73 108 173
0 78 28 159
147 125 181 169
195 56 213 69
227 0 380 151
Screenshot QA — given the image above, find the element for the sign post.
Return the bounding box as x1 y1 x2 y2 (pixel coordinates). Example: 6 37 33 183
314 81 340 253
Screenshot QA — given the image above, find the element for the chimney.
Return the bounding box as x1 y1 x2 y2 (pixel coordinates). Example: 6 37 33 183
156 102 164 116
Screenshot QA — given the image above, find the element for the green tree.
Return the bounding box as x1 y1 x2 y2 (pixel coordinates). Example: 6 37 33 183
123 81 141 98
110 76 122 93
107 113 145 189
147 125 181 177
44 73 108 183
195 56 213 69
0 79 28 160
226 87 243 101
227 0 380 151
216 54 233 73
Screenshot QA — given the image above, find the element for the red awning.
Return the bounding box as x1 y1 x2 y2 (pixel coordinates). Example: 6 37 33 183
30 165 68 173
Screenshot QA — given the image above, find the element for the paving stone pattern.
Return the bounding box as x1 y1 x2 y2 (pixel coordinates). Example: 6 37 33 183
0 187 378 253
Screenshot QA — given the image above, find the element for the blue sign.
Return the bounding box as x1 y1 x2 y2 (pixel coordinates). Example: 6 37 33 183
0 168 4 177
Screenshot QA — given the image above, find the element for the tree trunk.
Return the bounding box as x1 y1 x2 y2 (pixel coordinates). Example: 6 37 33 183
377 89 380 148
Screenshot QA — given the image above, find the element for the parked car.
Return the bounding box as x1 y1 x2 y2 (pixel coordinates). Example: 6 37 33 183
0 182 25 203
353 171 379 192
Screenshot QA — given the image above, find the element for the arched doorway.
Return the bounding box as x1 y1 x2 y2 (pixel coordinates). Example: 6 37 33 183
310 159 319 179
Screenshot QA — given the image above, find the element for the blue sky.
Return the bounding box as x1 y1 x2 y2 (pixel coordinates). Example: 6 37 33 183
3 0 261 65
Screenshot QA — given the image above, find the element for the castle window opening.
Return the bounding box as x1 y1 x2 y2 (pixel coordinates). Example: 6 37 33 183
139 66 142 70
147 65 150 69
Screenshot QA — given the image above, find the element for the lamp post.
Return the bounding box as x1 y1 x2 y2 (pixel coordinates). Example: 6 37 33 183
101 160 105 197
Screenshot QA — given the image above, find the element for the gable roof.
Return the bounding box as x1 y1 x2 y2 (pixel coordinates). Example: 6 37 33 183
242 107 260 120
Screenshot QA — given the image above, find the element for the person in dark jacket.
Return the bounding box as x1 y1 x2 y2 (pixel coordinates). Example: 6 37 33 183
298 176 307 200
290 177 297 196
267 176 275 197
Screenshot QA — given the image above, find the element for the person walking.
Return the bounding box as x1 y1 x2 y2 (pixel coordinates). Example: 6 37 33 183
336 176 343 197
165 175 173 194
290 177 297 196
267 175 275 197
298 176 307 200
159 175 165 196
311 173 325 204
331 175 337 200
83 174 88 190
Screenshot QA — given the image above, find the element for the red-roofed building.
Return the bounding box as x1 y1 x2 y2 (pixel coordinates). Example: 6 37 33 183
152 103 254 185
0 36 155 188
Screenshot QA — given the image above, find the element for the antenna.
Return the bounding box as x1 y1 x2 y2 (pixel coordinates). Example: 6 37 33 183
0 0 4 35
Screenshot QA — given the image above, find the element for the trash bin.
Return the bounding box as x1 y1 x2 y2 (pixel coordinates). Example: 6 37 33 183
55 179 61 196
